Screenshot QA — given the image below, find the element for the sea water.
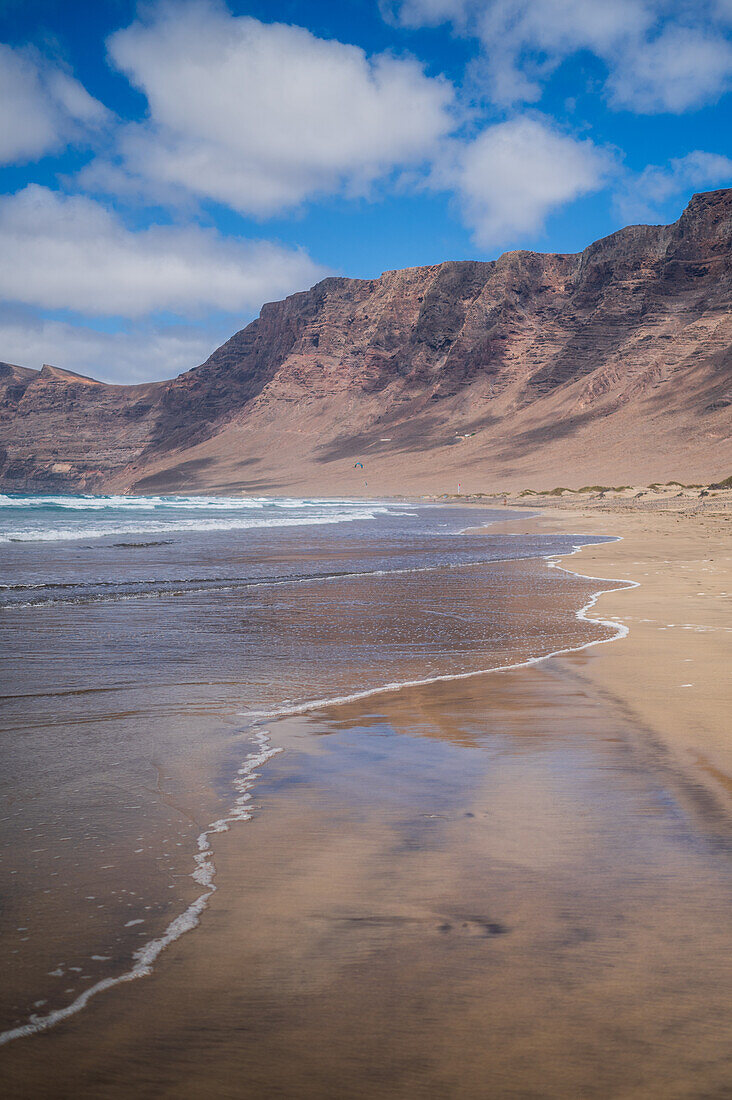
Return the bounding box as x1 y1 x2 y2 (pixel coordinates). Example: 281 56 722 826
0 495 618 1041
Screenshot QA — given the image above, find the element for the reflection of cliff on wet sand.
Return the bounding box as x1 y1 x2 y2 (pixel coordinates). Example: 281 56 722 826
4 664 731 1099
323 671 573 751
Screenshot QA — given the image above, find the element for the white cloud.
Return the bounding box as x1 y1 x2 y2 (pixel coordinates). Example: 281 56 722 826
382 0 472 25
607 26 732 112
0 43 109 164
0 185 327 318
435 116 612 246
90 0 456 215
0 308 226 384
386 0 732 113
614 150 732 222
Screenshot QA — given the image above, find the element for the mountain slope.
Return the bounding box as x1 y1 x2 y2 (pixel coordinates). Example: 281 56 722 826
1 189 730 495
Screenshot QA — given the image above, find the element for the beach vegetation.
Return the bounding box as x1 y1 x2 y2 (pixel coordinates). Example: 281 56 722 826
577 485 630 493
519 485 630 496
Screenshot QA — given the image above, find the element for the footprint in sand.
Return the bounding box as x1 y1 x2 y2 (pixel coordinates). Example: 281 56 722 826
438 916 509 938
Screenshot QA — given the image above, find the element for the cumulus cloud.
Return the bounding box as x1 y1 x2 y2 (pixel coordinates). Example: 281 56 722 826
87 0 456 215
614 150 732 222
0 186 327 318
0 43 109 164
607 26 732 112
385 0 732 113
435 116 612 246
0 307 228 384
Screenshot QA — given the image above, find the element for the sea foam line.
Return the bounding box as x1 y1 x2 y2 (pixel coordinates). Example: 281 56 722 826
0 536 635 1048
0 509 398 543
0 729 282 1049
238 539 638 722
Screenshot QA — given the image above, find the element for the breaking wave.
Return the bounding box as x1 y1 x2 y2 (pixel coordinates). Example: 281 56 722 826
0 494 396 542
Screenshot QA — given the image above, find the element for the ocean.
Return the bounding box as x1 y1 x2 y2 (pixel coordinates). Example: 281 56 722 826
0 494 619 1044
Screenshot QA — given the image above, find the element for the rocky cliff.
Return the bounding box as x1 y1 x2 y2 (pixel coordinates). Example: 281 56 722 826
1 189 730 494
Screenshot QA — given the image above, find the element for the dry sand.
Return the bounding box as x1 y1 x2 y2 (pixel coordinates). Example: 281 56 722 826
2 496 730 1099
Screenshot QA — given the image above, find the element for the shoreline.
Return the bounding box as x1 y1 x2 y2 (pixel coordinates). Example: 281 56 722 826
496 501 731 818
4 584 731 1096
0 525 629 1051
2 500 730 1098
239 542 633 722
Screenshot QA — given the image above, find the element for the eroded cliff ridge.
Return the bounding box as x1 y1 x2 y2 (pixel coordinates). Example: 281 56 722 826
2 189 730 493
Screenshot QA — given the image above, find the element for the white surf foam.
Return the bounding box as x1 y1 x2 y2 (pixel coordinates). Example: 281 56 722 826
0 511 393 543
0 729 282 1048
0 493 375 511
238 540 637 721
0 494 401 542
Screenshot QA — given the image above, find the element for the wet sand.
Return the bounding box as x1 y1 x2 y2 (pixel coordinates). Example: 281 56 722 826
2 506 731 1098
3 670 732 1098
1 528 615 1035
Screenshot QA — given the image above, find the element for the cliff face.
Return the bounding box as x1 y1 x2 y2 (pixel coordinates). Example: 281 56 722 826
1 189 730 494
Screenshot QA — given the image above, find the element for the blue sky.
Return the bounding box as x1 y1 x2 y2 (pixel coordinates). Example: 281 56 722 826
1 0 730 382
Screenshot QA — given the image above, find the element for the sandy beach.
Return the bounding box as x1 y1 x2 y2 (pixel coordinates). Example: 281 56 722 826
1 0 730 1093
1 497 730 1098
